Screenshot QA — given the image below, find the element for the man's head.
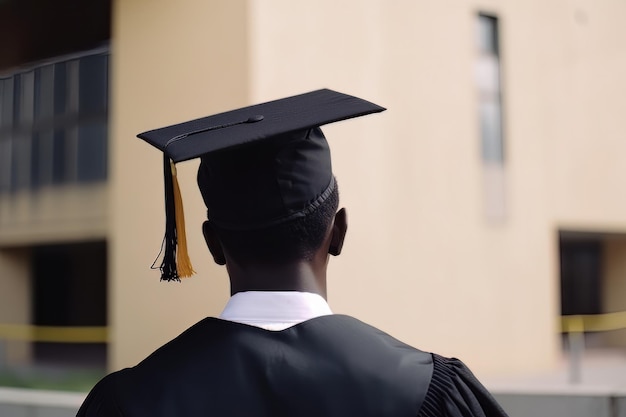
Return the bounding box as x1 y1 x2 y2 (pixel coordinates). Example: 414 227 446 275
196 127 334 231
196 126 345 267
136 89 384 281
201 180 344 267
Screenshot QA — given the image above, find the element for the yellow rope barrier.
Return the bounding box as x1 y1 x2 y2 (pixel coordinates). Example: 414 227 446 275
0 324 107 343
561 311 626 333
0 311 624 344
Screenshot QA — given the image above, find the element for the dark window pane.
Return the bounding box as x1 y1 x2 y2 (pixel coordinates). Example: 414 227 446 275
478 15 499 55
52 129 68 184
31 132 41 189
79 54 108 115
0 136 11 192
11 133 31 191
54 62 67 117
480 100 504 163
12 74 20 126
34 70 41 120
560 240 602 315
33 65 55 188
1 78 14 128
32 241 108 326
19 71 35 125
77 122 107 182
35 65 55 121
477 14 504 164
0 79 9 192
0 80 3 127
36 130 54 186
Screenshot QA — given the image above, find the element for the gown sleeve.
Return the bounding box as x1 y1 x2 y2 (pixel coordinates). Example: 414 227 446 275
417 354 509 417
76 372 125 417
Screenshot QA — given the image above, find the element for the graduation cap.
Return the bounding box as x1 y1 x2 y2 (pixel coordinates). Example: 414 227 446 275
137 89 385 281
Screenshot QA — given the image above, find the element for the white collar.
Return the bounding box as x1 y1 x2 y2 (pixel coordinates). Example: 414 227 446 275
219 291 333 331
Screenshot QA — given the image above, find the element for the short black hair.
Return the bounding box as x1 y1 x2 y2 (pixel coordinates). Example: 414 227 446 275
213 181 339 265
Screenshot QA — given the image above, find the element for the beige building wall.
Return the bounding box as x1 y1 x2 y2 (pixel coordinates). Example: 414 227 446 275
0 185 108 246
109 0 250 370
0 248 31 365
602 240 626 348
248 0 559 375
547 1 626 231
109 0 626 376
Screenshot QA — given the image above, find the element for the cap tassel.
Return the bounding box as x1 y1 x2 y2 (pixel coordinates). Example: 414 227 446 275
156 155 194 281
171 161 195 278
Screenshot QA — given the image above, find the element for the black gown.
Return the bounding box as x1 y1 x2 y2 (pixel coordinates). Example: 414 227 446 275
77 315 508 416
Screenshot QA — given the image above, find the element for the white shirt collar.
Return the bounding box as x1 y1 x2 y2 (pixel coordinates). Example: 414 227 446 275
219 291 333 331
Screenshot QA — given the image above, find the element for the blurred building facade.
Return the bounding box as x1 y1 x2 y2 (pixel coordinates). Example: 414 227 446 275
0 0 110 369
1 0 626 379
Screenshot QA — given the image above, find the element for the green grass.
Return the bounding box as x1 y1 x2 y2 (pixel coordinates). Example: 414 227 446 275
0 367 105 392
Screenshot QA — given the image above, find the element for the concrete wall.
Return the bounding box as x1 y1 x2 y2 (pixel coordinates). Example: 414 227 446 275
495 392 626 417
0 387 85 417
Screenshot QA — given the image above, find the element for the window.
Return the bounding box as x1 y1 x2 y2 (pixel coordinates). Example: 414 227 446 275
32 241 108 369
0 47 109 193
476 14 506 221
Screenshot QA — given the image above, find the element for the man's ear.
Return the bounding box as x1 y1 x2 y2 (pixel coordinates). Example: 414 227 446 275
202 221 226 265
329 208 348 256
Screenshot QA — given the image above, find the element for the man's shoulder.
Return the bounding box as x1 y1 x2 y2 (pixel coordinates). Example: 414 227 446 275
133 314 433 382
316 314 431 354
144 314 426 354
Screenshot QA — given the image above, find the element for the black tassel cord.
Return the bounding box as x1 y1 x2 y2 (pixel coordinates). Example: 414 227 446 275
158 154 180 282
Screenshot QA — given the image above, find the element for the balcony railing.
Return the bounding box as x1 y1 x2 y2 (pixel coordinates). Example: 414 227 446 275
0 46 109 194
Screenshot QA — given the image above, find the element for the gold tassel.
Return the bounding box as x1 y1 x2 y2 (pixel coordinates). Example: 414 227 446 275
170 162 195 278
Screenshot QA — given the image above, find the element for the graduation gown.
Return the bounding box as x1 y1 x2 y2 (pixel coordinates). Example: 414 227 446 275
77 315 508 417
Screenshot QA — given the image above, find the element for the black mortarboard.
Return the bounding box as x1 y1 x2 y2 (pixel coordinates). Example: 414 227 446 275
137 89 385 281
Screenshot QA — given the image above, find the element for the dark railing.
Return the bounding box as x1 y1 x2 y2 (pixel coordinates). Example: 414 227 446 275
0 46 109 193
